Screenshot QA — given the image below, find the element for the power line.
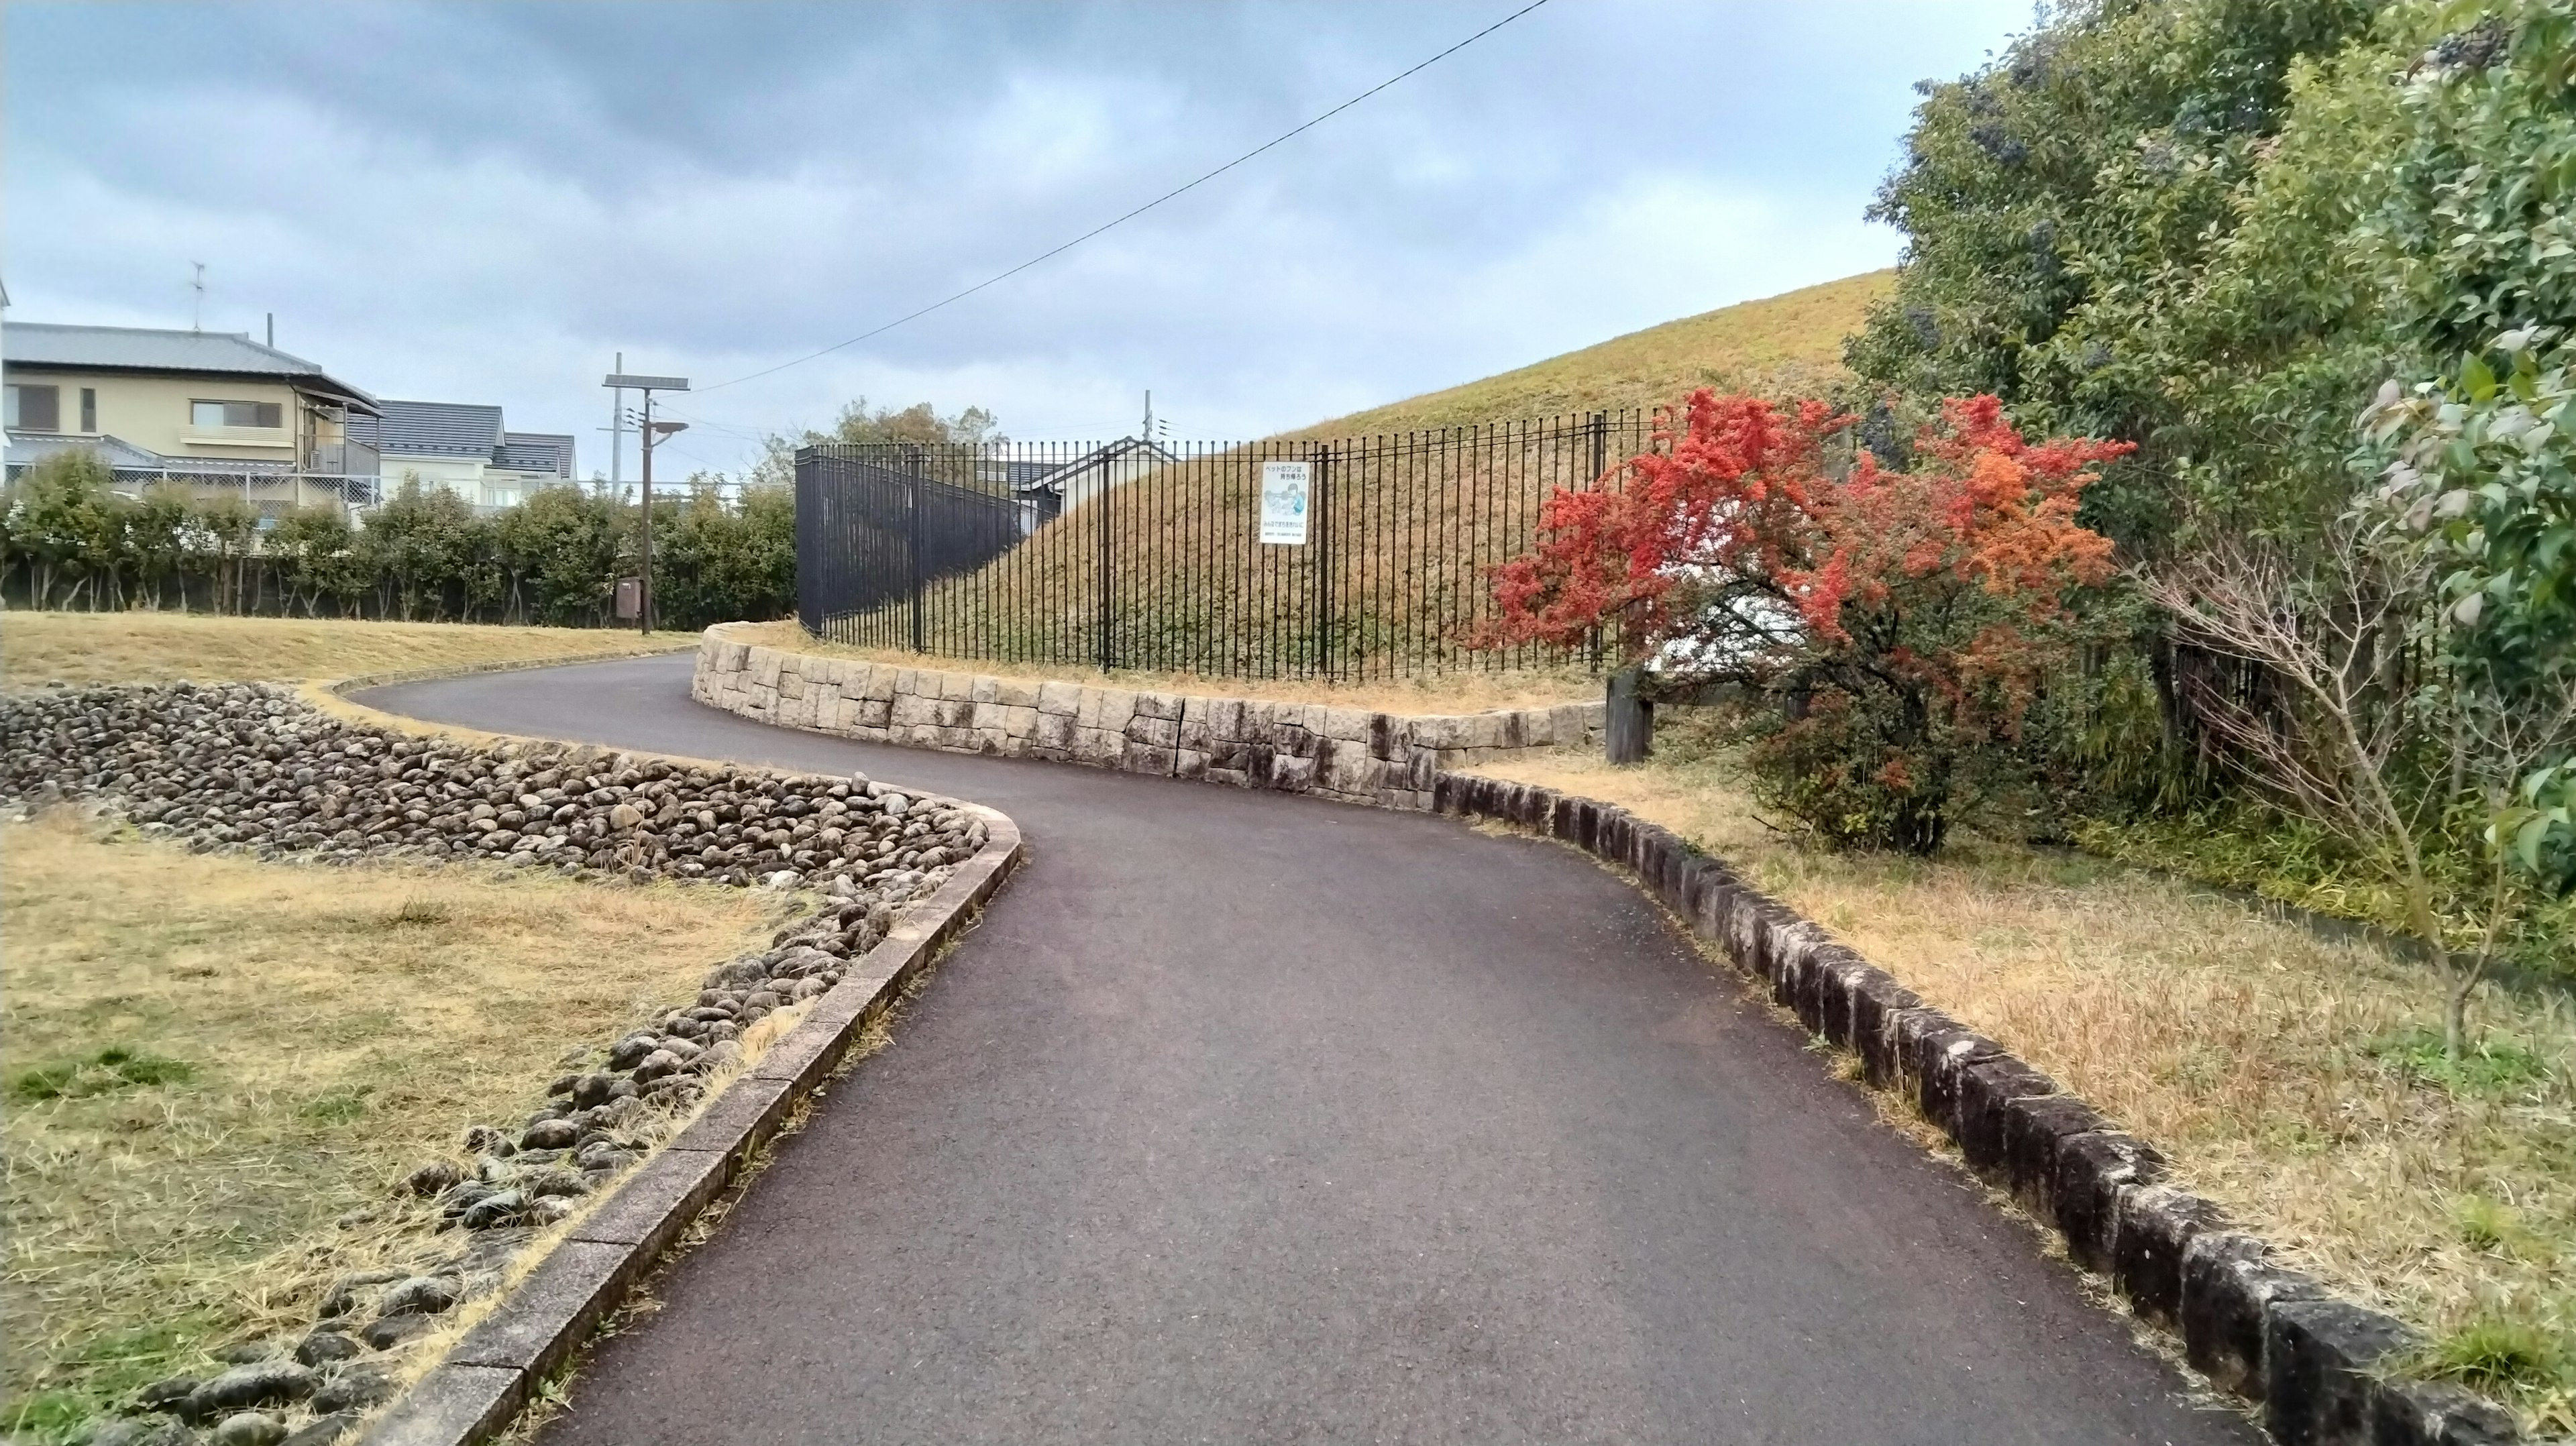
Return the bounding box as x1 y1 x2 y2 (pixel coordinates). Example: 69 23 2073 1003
695 0 1554 395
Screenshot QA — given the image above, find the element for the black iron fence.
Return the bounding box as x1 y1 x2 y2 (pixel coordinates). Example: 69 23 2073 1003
794 410 1655 681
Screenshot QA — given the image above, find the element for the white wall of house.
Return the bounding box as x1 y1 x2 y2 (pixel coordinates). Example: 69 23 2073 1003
386 455 569 509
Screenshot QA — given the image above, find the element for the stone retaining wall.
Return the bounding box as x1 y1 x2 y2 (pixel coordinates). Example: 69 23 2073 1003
692 626 1603 810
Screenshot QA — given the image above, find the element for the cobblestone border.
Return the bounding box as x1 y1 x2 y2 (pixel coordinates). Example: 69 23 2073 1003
298 673 1024 1446
1430 772 2520 1446
358 806 1022 1446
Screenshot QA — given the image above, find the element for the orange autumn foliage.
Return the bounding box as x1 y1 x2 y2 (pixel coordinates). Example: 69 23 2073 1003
1489 389 2129 851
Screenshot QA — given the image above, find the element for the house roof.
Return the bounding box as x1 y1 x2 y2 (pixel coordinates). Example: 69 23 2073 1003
5 432 172 471
347 399 504 458
2 322 379 414
1017 437 1177 493
497 432 575 478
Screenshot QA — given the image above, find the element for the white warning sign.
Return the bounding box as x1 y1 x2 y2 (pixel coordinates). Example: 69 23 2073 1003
1259 461 1311 545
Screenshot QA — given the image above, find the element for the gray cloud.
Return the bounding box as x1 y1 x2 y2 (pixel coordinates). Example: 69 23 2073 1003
8 0 2028 476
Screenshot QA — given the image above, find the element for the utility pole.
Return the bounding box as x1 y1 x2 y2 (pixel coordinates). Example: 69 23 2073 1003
191 263 206 331
1142 389 1152 443
604 370 688 633
608 351 627 501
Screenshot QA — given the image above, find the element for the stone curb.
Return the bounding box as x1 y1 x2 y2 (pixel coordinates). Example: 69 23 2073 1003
357 805 1023 1446
1426 772 2521 1446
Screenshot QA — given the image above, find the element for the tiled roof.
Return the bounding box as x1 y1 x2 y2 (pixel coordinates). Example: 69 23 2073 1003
347 400 504 458
5 432 172 470
496 432 575 478
3 323 377 412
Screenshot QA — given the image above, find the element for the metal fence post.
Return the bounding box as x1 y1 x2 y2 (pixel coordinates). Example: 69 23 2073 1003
907 447 925 654
1096 451 1114 672
1313 441 1332 680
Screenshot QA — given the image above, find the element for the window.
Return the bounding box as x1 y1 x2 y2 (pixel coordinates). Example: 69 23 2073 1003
5 384 60 431
80 388 97 433
191 399 283 429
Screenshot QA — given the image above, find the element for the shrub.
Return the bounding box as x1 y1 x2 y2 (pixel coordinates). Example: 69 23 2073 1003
1489 389 2128 852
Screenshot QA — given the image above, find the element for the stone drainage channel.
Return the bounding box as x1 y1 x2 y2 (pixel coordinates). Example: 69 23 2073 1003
0 681 1013 1446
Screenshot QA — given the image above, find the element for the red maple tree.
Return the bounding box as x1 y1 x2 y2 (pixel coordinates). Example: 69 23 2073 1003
1490 390 2129 850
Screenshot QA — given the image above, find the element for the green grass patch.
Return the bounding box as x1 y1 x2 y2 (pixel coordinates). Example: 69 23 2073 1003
2371 1030 2555 1097
2424 1315 2571 1394
2075 809 2575 985
300 1084 374 1124
8 1047 195 1103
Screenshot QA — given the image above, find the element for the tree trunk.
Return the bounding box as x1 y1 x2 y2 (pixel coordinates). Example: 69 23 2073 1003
2444 976 2469 1062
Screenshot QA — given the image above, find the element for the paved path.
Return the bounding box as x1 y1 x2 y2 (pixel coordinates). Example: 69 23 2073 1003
362 655 2253 1446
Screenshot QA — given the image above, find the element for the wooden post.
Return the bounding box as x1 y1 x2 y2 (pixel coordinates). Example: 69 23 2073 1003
1605 665 1653 765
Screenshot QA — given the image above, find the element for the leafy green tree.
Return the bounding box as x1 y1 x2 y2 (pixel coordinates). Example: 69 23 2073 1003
180 492 261 614
2371 1 2576 355
649 479 797 630
1849 0 2385 549
490 486 621 625
2365 333 2576 894
4 449 121 608
355 478 483 620
126 486 191 610
749 397 1004 489
268 504 359 616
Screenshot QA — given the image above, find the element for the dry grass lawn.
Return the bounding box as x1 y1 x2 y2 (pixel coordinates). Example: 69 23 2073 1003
1478 745 2576 1431
731 619 1598 716
1286 270 1892 436
1 611 682 691
0 811 788 1439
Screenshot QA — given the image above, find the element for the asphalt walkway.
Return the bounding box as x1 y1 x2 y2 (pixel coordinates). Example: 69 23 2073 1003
359 653 2254 1446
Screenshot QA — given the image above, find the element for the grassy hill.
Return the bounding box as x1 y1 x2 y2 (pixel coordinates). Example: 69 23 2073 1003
1288 269 1892 437
814 271 1891 680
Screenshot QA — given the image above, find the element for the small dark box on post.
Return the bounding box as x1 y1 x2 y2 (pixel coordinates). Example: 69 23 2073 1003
614 576 643 622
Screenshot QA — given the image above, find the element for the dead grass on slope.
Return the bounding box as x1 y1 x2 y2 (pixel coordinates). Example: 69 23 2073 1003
0 811 785 1437
1289 270 1892 437
1475 745 2576 1431
729 620 1598 716
0 611 681 691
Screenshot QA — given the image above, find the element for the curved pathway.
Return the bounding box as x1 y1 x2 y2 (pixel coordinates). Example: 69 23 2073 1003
362 654 2253 1446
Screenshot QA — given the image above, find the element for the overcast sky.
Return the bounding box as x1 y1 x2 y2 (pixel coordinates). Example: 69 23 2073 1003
8 1 2029 479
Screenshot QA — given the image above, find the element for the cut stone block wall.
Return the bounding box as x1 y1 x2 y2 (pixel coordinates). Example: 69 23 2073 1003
691 626 1604 810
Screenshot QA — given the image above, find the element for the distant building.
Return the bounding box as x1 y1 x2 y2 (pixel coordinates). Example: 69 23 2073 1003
3 321 382 508
346 400 576 512
1012 437 1175 528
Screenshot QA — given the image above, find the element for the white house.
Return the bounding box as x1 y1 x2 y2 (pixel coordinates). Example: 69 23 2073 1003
347 400 576 511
